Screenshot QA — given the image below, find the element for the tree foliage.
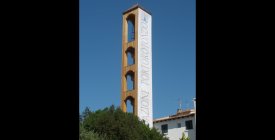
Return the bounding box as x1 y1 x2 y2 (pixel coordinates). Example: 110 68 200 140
80 123 108 140
80 105 168 140
179 132 190 140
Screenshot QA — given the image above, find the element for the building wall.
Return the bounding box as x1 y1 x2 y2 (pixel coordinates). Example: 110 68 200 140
153 116 195 140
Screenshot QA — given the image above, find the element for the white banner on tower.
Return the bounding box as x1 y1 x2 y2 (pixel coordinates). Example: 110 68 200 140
137 8 153 128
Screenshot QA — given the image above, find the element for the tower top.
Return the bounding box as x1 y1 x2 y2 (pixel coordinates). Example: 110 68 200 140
123 4 152 15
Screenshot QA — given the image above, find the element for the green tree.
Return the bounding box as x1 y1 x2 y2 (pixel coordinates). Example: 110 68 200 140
80 123 108 140
80 105 168 140
179 132 190 140
82 107 92 119
80 107 108 140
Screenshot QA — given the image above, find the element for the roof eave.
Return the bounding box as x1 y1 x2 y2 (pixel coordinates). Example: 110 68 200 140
122 4 152 15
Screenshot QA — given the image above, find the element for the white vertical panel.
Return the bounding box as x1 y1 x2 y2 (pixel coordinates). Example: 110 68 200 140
137 8 153 128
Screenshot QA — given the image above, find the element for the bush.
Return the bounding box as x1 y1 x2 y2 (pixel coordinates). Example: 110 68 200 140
80 105 168 140
80 124 108 140
179 132 190 140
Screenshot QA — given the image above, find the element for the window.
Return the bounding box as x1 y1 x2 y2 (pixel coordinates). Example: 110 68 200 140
126 47 135 66
177 123 181 128
185 120 193 130
126 97 134 113
125 70 134 91
161 124 168 134
127 51 134 65
126 75 134 90
127 14 135 42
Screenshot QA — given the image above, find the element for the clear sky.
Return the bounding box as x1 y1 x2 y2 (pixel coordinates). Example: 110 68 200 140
80 0 195 119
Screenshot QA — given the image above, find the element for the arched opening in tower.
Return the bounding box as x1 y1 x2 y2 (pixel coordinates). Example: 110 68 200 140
126 47 135 66
127 14 135 42
125 97 134 113
125 70 134 91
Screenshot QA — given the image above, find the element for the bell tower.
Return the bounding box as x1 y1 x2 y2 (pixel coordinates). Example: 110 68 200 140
121 4 153 127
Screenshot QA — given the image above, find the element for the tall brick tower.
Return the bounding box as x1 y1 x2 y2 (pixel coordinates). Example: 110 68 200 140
120 4 153 127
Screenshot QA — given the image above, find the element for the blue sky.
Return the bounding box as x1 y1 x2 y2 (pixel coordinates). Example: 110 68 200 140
80 0 195 119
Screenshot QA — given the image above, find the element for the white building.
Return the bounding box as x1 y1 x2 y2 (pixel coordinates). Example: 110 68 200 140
153 109 196 140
